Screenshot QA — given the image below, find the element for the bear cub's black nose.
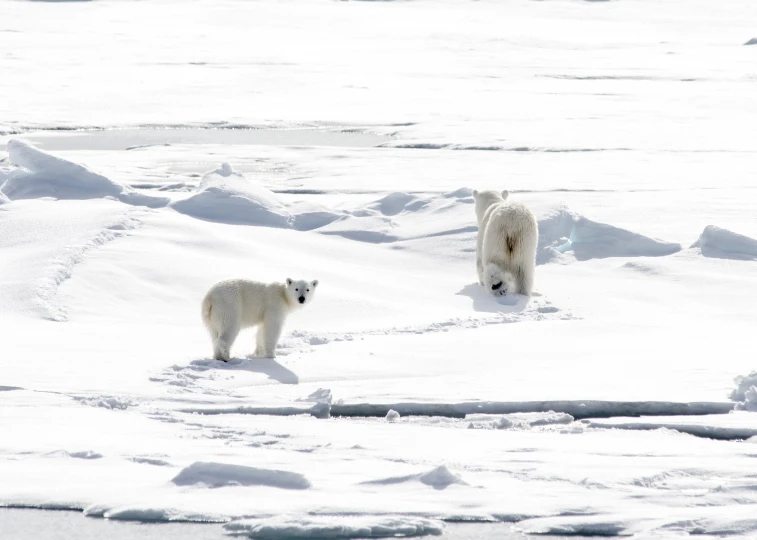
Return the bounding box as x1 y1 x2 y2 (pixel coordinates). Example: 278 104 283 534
298 296 305 304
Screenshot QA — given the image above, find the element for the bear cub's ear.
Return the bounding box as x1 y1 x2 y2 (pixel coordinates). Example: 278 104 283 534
311 280 319 288
501 190 509 200
286 278 293 287
472 189 479 198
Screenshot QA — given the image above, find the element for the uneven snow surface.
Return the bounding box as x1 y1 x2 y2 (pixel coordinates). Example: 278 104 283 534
2 0 757 538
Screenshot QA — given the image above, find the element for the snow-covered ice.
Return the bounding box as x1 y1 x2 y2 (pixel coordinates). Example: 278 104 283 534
2 0 757 537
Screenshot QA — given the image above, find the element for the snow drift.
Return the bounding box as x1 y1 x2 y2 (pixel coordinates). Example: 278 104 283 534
171 461 311 490
171 163 292 227
565 217 681 260
2 139 125 200
362 465 467 490
1 139 168 208
537 205 681 262
691 225 757 260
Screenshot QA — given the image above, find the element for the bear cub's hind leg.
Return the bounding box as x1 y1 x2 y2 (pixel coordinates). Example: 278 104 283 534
214 323 240 362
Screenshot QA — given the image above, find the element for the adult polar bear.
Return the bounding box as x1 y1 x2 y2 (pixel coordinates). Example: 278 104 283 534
473 190 538 296
202 278 318 361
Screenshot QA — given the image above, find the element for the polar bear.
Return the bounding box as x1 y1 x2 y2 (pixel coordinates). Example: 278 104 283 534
201 278 318 361
473 189 538 296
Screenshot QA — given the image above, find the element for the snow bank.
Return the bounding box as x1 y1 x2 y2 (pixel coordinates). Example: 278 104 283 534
171 462 311 489
536 205 680 263
567 217 681 260
418 465 467 490
745 38 757 45
1 140 168 208
2 139 125 200
224 515 443 539
691 225 757 260
171 163 291 227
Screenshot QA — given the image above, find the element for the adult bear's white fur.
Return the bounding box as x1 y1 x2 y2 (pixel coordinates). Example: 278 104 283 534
201 277 318 361
473 189 538 296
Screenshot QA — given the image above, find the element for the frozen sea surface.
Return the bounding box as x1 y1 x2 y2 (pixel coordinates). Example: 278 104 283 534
2 0 757 538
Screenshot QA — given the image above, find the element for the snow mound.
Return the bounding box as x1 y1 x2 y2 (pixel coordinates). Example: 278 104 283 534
0 188 10 204
224 515 443 539
745 38 757 45
386 409 400 421
291 206 342 231
317 214 397 243
568 217 681 260
171 462 311 490
369 192 429 216
731 371 757 402
1 140 168 208
418 465 467 490
536 205 578 264
536 206 680 262
691 225 757 260
735 386 757 412
362 465 467 490
2 139 126 200
296 388 333 404
171 163 291 227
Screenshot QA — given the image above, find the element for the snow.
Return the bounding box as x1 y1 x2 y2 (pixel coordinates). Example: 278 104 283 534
586 412 757 441
171 163 292 228
2 139 127 200
171 462 311 490
2 0 757 537
691 225 757 260
1 139 169 208
731 371 757 402
385 409 400 422
223 516 444 539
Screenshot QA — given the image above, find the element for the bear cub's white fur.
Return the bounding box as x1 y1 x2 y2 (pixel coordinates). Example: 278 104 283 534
473 189 538 296
202 277 318 361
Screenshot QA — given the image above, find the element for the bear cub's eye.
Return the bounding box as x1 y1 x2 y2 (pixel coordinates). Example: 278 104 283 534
306 289 310 292
295 288 299 292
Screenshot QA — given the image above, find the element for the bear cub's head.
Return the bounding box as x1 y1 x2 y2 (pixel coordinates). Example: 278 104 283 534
472 189 509 224
285 278 319 307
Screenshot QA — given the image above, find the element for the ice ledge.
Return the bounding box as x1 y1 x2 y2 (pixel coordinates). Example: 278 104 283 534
182 400 734 421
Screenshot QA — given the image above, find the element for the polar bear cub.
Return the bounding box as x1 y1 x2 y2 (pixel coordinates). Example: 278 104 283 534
473 189 538 296
201 278 318 361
